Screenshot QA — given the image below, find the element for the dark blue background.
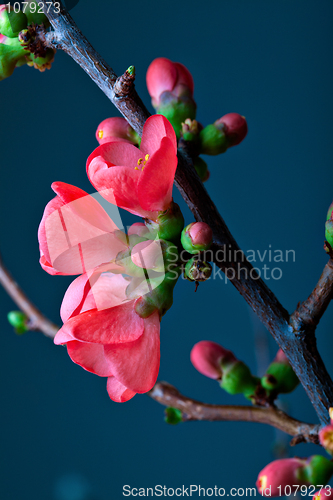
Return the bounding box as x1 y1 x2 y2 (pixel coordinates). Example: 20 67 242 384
1 1 333 498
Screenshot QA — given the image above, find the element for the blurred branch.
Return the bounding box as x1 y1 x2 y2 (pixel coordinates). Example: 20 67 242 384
5 0 331 424
0 252 58 339
149 382 320 445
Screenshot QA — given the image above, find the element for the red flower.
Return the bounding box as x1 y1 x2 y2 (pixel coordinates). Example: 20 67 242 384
55 270 160 402
38 181 126 275
146 57 194 108
87 114 178 220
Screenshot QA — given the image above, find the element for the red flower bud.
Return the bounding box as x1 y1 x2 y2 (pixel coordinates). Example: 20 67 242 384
215 113 248 147
256 458 307 497
96 117 138 145
181 222 213 254
146 57 194 108
190 341 236 379
128 223 150 238
131 240 164 271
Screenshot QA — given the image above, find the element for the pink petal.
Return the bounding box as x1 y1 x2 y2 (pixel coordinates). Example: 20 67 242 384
56 301 144 344
174 62 194 95
51 182 118 234
140 115 177 157
146 58 178 101
61 271 129 322
38 195 64 265
138 137 177 212
107 377 136 402
87 141 142 170
66 340 113 377
104 311 160 393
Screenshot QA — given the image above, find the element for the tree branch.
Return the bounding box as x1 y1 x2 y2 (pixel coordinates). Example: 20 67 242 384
7 0 332 424
149 382 320 445
0 253 58 339
290 259 333 333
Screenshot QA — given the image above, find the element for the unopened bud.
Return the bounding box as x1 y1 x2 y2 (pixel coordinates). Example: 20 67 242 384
131 239 179 273
216 113 248 147
96 117 139 145
181 222 213 254
199 113 247 155
134 269 180 319
164 407 183 425
146 57 196 136
325 202 333 251
190 341 236 379
261 349 299 394
184 258 212 282
7 310 29 335
256 458 308 497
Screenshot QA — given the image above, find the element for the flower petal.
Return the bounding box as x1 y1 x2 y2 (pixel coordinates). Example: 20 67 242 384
140 115 177 157
61 271 129 323
66 341 113 377
146 58 178 101
55 301 144 344
104 311 160 393
106 377 136 402
51 181 118 234
138 136 177 212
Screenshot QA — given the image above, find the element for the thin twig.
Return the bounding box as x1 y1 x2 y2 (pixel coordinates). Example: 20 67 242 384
0 253 58 339
149 382 320 444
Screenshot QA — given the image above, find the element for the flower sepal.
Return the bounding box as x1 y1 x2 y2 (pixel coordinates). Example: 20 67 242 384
261 349 299 395
145 201 184 242
0 5 27 38
134 269 180 319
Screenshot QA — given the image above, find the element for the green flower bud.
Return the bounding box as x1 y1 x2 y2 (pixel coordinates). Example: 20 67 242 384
220 359 259 400
7 310 29 335
199 123 228 156
24 1 50 27
180 119 202 142
145 202 184 242
194 157 209 182
261 349 299 394
184 258 212 282
325 202 333 251
181 222 213 255
164 407 183 425
301 455 333 486
0 7 27 38
134 269 180 319
157 91 197 138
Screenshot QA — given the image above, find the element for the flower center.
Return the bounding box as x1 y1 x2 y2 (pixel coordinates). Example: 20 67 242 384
135 154 150 171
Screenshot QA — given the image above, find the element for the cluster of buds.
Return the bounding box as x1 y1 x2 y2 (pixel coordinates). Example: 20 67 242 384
0 2 55 80
190 341 259 401
146 57 248 184
256 456 333 497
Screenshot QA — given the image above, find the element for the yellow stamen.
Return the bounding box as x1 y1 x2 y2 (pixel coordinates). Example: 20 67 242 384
137 158 143 166
145 154 150 161
98 130 104 139
135 167 139 170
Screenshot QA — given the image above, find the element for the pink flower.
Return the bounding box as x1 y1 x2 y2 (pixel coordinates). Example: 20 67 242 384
190 341 236 379
55 269 160 402
38 181 126 275
87 114 178 220
256 458 307 496
146 57 194 108
95 117 138 146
